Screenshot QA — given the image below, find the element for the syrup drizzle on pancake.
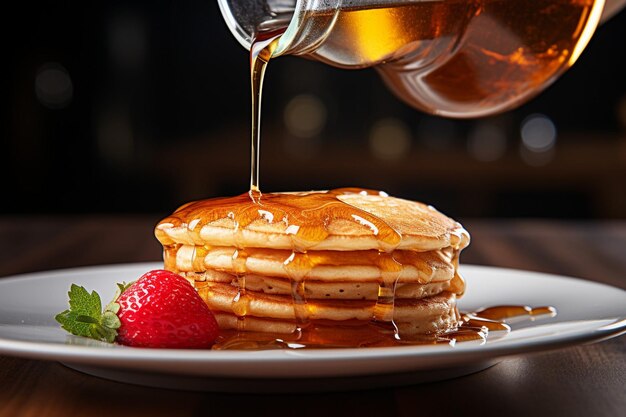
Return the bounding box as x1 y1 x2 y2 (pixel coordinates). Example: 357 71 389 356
210 305 556 350
156 189 556 349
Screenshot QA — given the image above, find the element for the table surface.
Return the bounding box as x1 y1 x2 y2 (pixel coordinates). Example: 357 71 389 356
0 216 624 417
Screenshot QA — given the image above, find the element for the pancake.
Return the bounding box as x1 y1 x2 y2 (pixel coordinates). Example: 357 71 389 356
211 293 459 337
155 188 469 252
171 245 456 283
195 280 458 323
154 188 470 346
183 270 456 300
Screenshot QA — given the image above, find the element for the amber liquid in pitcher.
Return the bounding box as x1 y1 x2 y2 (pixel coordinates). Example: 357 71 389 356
287 0 604 117
248 0 604 179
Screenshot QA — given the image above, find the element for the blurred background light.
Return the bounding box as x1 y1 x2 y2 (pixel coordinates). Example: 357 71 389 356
35 63 73 109
283 94 327 138
520 114 557 152
467 121 508 162
519 113 557 166
369 117 412 160
282 94 326 159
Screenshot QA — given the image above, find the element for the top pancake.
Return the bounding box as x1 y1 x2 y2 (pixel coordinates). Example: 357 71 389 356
155 188 470 252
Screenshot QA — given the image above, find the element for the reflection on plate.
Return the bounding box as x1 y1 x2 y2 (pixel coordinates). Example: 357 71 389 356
0 262 624 392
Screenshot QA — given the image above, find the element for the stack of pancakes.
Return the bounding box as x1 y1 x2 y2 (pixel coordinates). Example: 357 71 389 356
154 189 470 345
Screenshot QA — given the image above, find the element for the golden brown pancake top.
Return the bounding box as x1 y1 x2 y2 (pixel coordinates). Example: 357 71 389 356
155 188 470 252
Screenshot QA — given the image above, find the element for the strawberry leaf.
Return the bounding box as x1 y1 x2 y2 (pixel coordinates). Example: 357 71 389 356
75 315 100 324
68 284 102 317
55 283 120 343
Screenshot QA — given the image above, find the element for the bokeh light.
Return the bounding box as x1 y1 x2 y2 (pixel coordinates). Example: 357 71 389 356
467 121 508 162
519 113 557 166
283 94 327 138
35 63 73 109
369 117 412 160
520 114 557 152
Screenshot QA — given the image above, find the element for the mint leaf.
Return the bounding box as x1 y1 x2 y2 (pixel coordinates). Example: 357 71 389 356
55 283 121 343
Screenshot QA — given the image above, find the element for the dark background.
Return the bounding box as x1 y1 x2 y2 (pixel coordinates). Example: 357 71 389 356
3 1 626 221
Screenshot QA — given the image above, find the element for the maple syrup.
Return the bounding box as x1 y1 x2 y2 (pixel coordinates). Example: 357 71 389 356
221 0 605 117
249 29 284 192
303 0 605 117
208 304 557 350
157 189 557 350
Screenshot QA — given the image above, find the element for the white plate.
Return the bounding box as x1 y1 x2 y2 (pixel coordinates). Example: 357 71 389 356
0 262 624 392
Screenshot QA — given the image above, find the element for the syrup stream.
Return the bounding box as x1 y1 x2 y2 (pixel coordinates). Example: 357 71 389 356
249 30 283 193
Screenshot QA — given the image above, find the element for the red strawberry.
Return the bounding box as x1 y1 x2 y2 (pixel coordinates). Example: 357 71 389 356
115 270 219 348
55 269 220 349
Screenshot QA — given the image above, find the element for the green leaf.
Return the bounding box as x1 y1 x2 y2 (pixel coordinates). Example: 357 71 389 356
76 315 100 324
67 284 102 318
55 309 94 338
55 283 120 343
117 281 134 293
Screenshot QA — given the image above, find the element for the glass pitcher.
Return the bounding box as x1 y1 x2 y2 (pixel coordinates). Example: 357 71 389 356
218 0 624 119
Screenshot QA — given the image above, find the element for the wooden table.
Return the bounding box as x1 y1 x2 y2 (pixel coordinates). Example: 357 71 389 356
0 216 624 417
